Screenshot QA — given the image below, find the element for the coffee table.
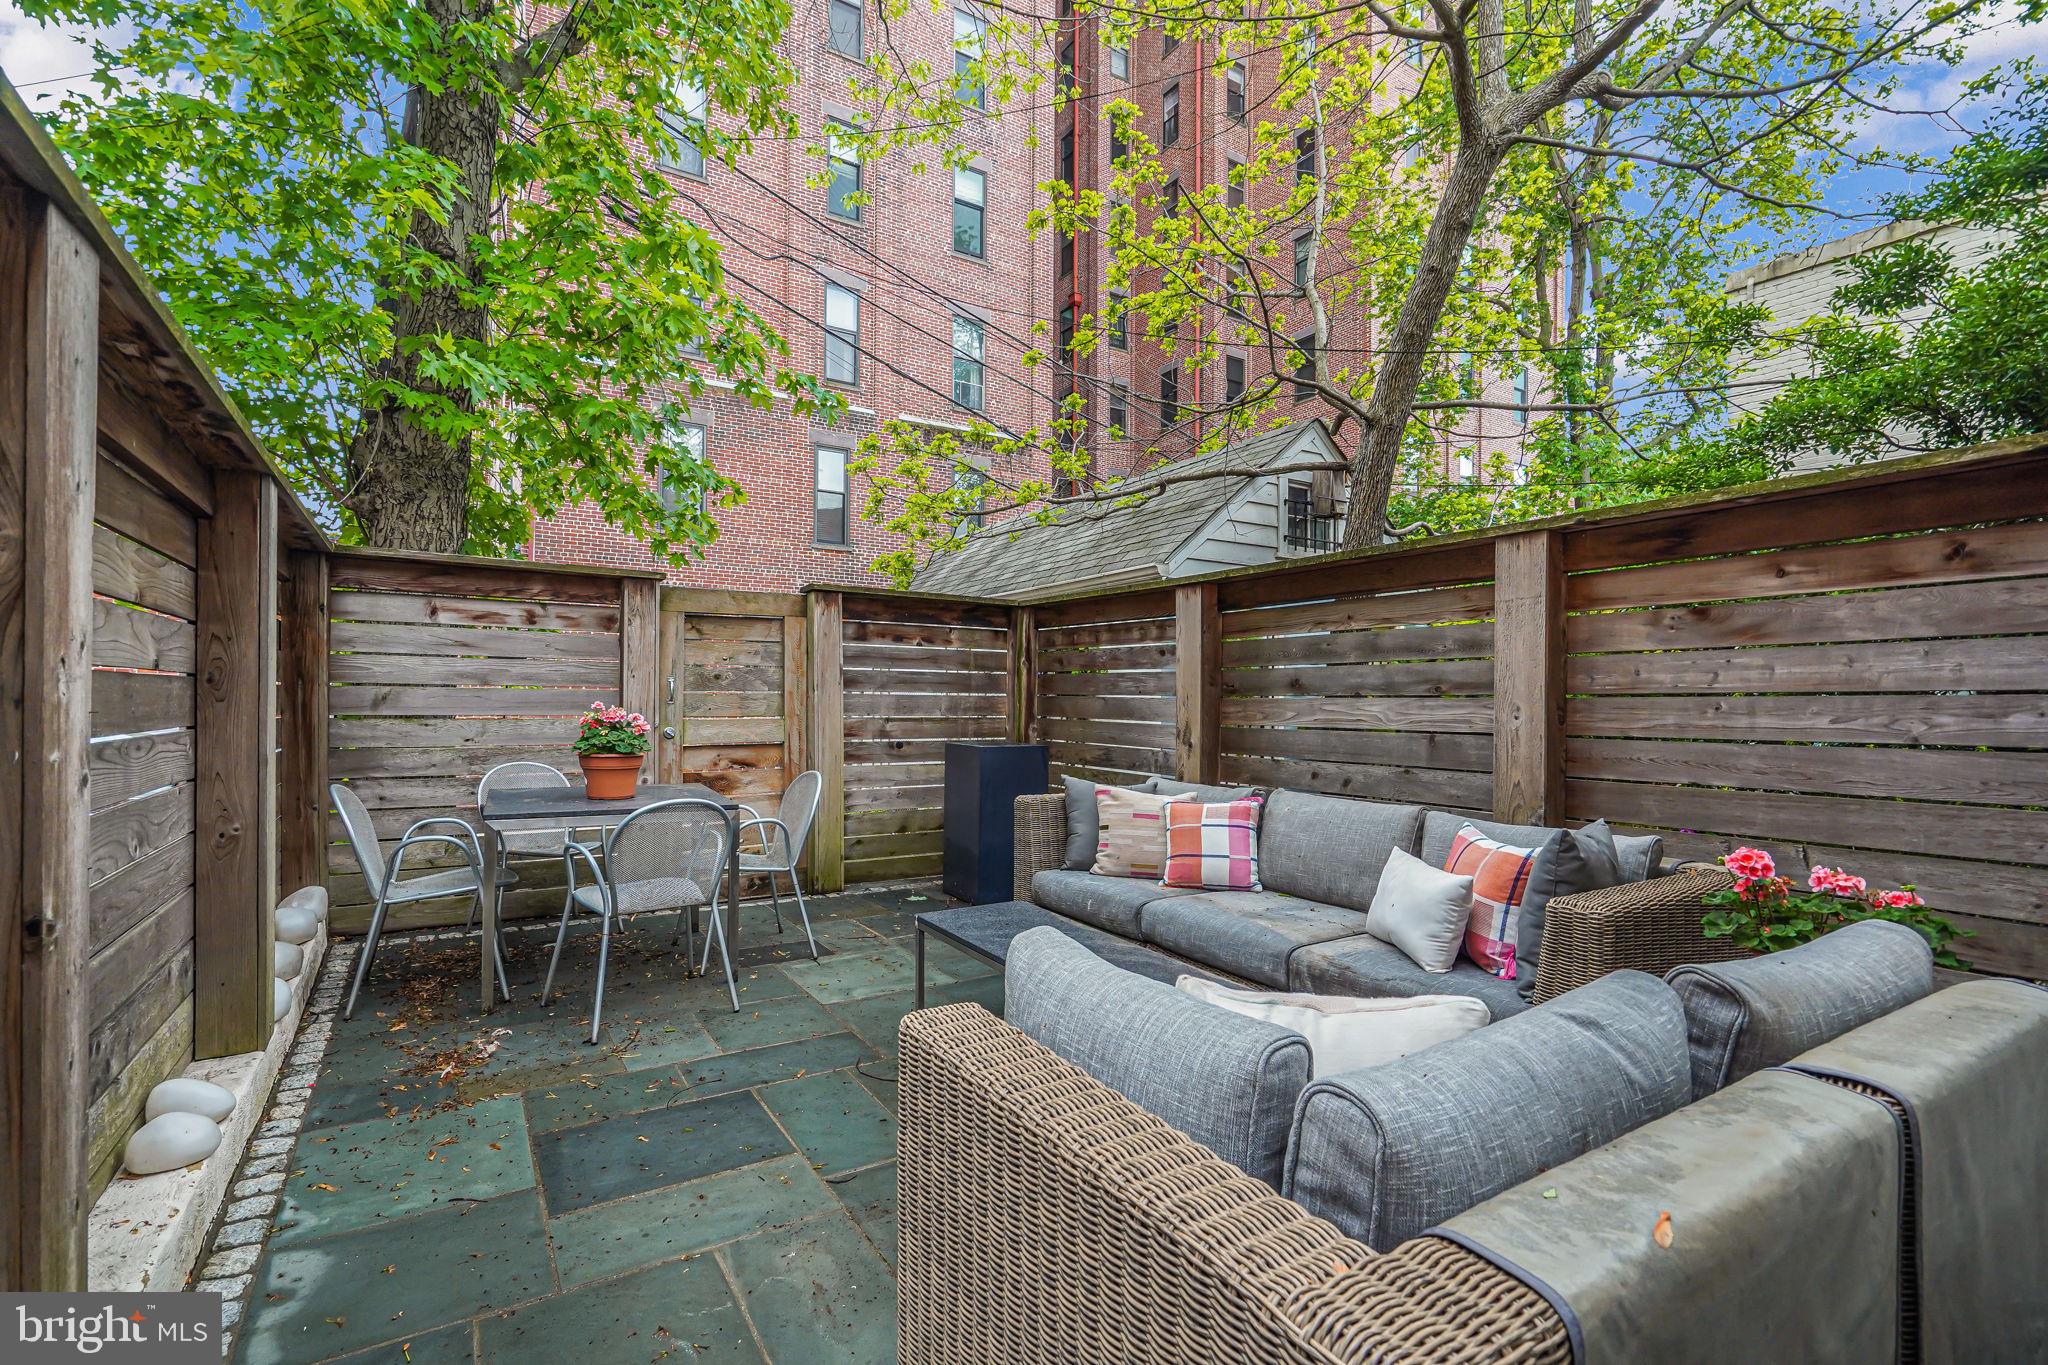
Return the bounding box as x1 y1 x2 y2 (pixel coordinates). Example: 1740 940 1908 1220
913 900 1239 1006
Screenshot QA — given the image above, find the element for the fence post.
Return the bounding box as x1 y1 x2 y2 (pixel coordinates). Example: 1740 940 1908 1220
1175 583 1220 784
807 591 845 892
1008 605 1037 745
1492 530 1564 824
782 611 810 780
4 188 98 1290
620 576 659 784
194 470 279 1059
279 549 328 894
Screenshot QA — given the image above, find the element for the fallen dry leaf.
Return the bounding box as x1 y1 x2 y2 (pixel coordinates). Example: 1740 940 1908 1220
1653 1211 1674 1248
310 1183 338 1192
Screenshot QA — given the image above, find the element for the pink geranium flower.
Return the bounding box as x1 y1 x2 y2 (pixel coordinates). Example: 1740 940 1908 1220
1723 847 1775 881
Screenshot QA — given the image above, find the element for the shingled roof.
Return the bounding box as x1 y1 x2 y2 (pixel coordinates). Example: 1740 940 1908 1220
909 421 1337 601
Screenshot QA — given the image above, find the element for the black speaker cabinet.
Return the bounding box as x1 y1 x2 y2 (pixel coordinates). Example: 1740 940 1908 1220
942 742 1050 904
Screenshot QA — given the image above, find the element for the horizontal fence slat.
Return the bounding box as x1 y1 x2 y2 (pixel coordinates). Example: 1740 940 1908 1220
1566 693 2048 748
92 523 197 619
330 618 623 659
89 730 195 812
1566 736 2046 806
1224 659 1496 698
330 590 622 632
1222 753 1493 809
1220 583 1496 637
1568 636 2045 695
329 653 622 688
1219 695 1495 733
1220 726 1495 773
93 599 196 672
328 685 617 717
1568 576 2048 653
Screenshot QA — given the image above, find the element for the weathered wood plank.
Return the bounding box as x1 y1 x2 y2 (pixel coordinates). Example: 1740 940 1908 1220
673 745 787 799
1037 693 1175 725
87 940 190 1102
661 587 806 618
840 785 947 814
683 660 785 694
1219 695 1495 733
330 617 622 659
193 470 277 1058
1567 519 2048 612
844 618 1007 650
1220 583 1496 638
685 614 784 642
92 522 196 619
1216 543 1497 611
1032 589 1178 627
279 550 328 894
328 652 621 688
678 716 786 746
688 637 784 670
844 851 944 881
846 806 947 837
83 1000 191 1203
327 685 614 717
1175 583 1218 784
1564 778 2046 867
328 554 626 604
1567 575 2048 653
843 714 1009 741
329 715 581 747
90 668 194 735
1222 659 1496 698
88 730 194 812
1222 621 1495 668
88 833 194 951
1039 642 1178 674
845 830 942 861
1034 618 1176 650
1569 636 2046 695
1493 530 1563 825
847 762 946 789
1044 740 1177 776
678 691 782 719
1223 753 1495 810
329 590 621 632
87 889 192 1028
91 597 195 672
844 691 1011 720
88 783 193 888
327 744 575 782
1565 736 2048 807
843 595 1010 629
808 592 845 892
844 643 1008 673
1219 726 1495 773
1565 693 2048 748
94 372 212 516
95 450 196 567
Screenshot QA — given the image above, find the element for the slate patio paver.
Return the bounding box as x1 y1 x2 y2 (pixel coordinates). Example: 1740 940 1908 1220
233 880 980 1365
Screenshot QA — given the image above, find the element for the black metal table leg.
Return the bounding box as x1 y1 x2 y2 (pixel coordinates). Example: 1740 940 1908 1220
915 924 926 1008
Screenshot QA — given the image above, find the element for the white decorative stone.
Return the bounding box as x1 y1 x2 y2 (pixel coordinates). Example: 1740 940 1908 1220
213 1219 266 1250
279 884 329 923
274 904 318 945
271 978 292 1022
145 1077 235 1125
201 1244 260 1279
273 942 304 981
123 1113 222 1176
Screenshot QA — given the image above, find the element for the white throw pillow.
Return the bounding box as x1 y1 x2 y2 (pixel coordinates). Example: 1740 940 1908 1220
1365 846 1475 972
1176 977 1489 1077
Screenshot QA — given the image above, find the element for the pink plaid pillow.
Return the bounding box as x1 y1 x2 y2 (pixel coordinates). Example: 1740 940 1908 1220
1161 796 1265 891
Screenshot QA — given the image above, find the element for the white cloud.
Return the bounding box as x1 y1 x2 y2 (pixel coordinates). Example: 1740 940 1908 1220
0 4 121 107
1849 3 2041 157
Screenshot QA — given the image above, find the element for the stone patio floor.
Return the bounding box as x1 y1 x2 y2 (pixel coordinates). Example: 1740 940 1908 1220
230 880 998 1365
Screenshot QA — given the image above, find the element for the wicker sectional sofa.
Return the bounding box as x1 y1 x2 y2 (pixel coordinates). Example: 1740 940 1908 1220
1011 781 1741 1006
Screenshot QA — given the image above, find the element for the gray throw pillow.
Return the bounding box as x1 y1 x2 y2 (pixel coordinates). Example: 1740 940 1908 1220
1060 774 1239 869
1613 833 1664 882
1515 819 1625 1001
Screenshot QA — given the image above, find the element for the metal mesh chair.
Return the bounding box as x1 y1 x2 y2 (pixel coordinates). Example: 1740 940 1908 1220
471 761 592 933
332 782 510 1019
727 768 824 964
541 797 736 1041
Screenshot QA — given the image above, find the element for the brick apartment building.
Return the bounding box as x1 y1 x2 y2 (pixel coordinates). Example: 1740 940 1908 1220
529 7 1532 589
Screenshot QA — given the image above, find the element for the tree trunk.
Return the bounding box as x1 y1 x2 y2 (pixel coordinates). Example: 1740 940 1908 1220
1341 138 1507 548
343 0 499 552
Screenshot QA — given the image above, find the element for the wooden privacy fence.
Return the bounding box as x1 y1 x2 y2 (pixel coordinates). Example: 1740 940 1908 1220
854 438 2041 980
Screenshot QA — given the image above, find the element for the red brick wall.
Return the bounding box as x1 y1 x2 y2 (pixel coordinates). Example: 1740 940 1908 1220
527 0 1060 590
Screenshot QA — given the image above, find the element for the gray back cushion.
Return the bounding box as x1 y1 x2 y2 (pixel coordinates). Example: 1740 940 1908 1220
1283 969 1692 1251
1419 810 1554 868
1612 833 1664 882
1004 927 1310 1186
1059 774 1251 869
1665 919 1934 1099
1260 790 1423 912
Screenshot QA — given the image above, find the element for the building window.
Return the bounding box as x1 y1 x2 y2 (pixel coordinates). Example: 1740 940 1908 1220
1292 332 1317 398
1059 128 1074 185
1225 353 1246 403
1406 36 1425 67
829 0 863 57
823 283 859 385
1512 365 1530 423
815 445 850 544
1162 29 1178 57
1058 304 1076 359
1059 233 1075 278
1162 177 1181 218
1458 452 1476 480
1109 42 1128 80
1282 478 1339 552
1160 367 1179 428
1107 383 1128 435
1226 62 1246 119
1109 120 1129 164
1226 159 1244 209
826 122 862 220
1296 126 1316 180
657 77 707 177
1108 291 1127 349
952 315 986 410
953 166 986 257
1162 82 1180 146
954 10 985 107
1293 234 1311 290
953 463 988 529
656 421 707 513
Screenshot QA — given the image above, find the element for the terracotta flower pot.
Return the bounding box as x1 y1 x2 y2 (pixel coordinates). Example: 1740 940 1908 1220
579 752 644 800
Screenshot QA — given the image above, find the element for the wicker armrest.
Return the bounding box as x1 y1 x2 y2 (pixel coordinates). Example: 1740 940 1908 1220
1532 864 1743 1004
897 1003 1568 1365
1012 790 1068 900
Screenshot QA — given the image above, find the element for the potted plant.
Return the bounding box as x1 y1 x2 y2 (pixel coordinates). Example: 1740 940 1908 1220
1703 847 1970 969
575 701 652 799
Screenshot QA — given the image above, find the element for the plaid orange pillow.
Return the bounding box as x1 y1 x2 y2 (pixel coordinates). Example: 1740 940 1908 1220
1442 823 1540 979
1161 796 1266 890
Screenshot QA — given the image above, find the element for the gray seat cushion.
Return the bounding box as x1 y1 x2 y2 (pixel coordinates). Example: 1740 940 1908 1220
1141 891 1374 988
1259 791 1423 913
1282 969 1692 1251
1289 934 1530 1019
1664 919 1934 1099
1030 868 1199 937
1004 926 1310 1186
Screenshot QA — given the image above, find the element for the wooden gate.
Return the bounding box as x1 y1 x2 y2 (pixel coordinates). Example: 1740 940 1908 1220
656 589 809 858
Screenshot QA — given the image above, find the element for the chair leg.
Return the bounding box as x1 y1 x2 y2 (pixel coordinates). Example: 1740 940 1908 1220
540 896 576 1004
705 900 741 1013
488 895 511 1000
789 868 819 961
589 908 614 1045
344 891 392 1020
768 873 784 935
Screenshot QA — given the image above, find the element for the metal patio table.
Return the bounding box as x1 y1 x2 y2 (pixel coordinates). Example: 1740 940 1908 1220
475 781 741 1010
